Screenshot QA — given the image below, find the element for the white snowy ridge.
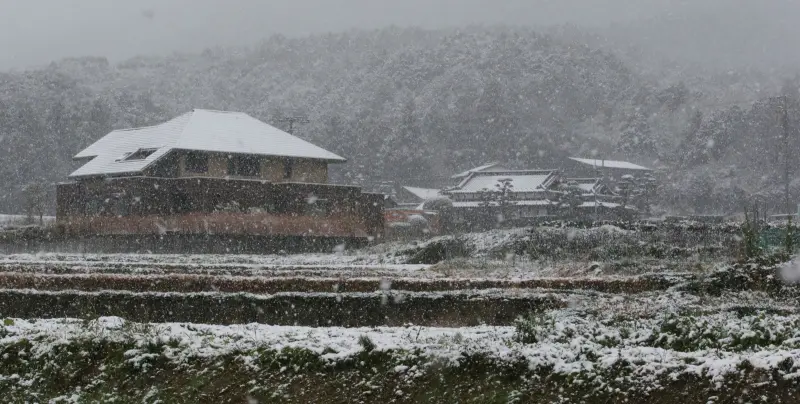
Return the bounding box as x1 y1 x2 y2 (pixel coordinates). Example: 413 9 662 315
2 310 800 389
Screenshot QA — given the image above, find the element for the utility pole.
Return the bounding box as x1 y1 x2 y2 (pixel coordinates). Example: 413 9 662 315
781 95 791 214
276 116 310 134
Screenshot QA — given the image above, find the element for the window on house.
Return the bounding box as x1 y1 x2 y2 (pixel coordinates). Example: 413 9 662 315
185 152 208 174
283 159 293 179
228 155 260 177
123 148 158 161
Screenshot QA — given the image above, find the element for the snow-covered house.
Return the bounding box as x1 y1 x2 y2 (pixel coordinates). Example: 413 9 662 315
442 170 560 227
557 177 625 211
56 109 384 250
399 186 442 208
564 178 616 200
564 157 653 180
68 109 345 182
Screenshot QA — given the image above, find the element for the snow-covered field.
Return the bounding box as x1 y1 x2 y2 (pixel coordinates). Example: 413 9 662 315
0 226 792 401
2 289 800 401
0 251 427 270
0 225 734 284
4 312 799 382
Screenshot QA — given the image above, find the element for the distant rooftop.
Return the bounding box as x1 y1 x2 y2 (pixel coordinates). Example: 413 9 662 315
568 157 652 171
565 178 603 193
70 109 345 178
402 186 442 201
449 170 559 194
451 162 510 179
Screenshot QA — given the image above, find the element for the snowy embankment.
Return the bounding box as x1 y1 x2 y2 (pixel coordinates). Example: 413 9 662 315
3 301 800 402
0 251 425 269
0 288 562 327
7 314 797 377
0 224 729 279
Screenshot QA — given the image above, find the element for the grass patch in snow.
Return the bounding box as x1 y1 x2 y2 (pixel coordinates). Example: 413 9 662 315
513 308 800 353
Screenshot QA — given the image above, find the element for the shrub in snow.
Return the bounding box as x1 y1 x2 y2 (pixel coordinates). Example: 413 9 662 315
421 197 453 211
647 312 800 352
648 313 725 351
405 236 469 264
408 214 429 233
682 253 794 295
358 334 376 352
514 312 556 344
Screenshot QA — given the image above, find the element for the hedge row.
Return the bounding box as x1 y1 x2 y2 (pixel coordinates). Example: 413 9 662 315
0 272 684 294
0 290 562 327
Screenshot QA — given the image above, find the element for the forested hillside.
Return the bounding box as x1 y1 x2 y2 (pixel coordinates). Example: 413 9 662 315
0 26 797 214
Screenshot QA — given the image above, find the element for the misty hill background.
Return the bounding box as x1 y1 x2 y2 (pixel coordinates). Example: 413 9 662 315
1 25 799 216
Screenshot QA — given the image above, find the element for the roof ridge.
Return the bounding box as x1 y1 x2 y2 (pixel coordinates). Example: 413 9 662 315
114 111 194 132
471 169 556 175
192 108 245 114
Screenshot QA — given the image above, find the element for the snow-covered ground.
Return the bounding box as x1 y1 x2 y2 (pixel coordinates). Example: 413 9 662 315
0 228 526 266
0 253 705 281
0 226 731 280
0 214 55 226
4 297 800 390
0 252 418 268
0 252 435 281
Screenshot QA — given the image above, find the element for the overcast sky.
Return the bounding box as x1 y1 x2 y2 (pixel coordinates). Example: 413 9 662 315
0 0 713 71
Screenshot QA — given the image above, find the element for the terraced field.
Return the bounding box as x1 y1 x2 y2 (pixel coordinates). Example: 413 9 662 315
0 226 798 402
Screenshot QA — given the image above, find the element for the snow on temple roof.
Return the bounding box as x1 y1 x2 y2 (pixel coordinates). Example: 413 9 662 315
70 109 345 178
402 186 442 201
568 157 652 171
449 170 558 193
451 162 510 179
565 178 603 193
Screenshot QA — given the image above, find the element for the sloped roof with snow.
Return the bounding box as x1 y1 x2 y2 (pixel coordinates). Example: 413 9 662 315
70 109 345 178
448 170 559 194
564 178 603 193
402 186 442 201
568 157 652 171
451 162 510 179
578 201 623 209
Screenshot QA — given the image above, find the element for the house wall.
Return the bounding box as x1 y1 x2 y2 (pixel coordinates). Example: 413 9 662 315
292 159 328 183
56 177 383 240
173 152 231 178
167 151 328 183
208 155 229 177
260 158 284 181
260 158 327 183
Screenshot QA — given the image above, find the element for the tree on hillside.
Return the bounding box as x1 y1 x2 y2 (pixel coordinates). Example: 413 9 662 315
618 111 656 157
23 182 47 225
679 110 706 166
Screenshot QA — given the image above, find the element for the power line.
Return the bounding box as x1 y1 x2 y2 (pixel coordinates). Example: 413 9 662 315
276 116 310 134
